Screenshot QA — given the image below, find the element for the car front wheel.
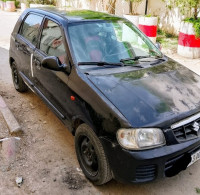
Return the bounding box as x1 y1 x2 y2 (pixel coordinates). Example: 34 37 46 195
75 123 112 185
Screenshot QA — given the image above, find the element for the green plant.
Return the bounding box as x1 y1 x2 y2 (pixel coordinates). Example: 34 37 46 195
184 17 200 38
157 28 178 52
196 187 200 194
145 14 152 17
163 0 200 37
27 0 56 5
163 0 200 19
157 28 178 38
15 0 20 7
157 28 165 35
126 0 143 15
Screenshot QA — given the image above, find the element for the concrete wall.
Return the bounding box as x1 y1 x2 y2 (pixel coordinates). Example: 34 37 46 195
63 0 146 15
61 0 194 35
147 0 183 35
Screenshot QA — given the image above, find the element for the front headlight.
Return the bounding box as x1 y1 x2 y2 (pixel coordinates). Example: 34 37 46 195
117 128 166 150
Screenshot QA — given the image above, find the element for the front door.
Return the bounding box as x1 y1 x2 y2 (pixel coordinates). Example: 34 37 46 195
32 18 73 121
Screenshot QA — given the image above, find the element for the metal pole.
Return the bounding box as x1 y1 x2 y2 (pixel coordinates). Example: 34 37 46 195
145 0 148 15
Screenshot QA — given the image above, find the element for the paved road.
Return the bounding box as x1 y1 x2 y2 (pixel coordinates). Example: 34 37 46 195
0 11 19 84
0 10 200 195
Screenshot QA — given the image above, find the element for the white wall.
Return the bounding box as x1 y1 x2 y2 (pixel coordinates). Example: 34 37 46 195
63 0 146 15
61 0 193 35
147 0 183 35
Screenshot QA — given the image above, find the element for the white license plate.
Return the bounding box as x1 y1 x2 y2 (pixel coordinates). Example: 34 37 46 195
188 149 200 167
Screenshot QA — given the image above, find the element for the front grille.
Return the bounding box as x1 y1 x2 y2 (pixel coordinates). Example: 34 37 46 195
135 165 157 182
172 118 200 142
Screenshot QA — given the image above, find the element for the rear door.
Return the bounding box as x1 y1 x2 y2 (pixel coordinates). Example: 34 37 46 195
15 13 43 78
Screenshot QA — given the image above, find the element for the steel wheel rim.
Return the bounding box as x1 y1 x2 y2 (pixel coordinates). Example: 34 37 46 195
12 66 19 86
79 136 98 176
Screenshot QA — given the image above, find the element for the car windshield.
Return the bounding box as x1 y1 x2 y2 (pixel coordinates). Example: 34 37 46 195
68 20 162 68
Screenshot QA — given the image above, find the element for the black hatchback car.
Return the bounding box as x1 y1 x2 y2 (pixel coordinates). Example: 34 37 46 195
9 8 200 185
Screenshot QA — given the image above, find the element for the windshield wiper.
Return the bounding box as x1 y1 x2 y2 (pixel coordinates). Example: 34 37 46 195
78 61 124 66
120 56 151 68
120 56 150 63
150 58 165 65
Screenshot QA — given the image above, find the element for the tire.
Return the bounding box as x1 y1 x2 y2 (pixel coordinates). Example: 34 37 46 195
75 123 112 185
11 61 28 93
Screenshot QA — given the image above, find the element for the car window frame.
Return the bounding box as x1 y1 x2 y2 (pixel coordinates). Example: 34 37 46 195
18 12 44 47
37 16 68 64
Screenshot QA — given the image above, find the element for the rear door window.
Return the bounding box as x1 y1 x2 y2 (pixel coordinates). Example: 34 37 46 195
39 19 66 64
20 14 43 46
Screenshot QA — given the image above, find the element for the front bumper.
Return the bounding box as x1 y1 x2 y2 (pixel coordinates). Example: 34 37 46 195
100 137 200 184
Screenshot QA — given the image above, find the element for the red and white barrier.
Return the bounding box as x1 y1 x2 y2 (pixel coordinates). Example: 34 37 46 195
21 3 27 12
0 1 3 10
5 1 15 12
139 16 158 43
178 21 200 59
123 15 139 28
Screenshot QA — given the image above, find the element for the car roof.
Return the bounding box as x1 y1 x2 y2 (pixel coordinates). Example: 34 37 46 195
27 7 123 23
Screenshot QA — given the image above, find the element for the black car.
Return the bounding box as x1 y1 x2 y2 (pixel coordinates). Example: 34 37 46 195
9 8 200 185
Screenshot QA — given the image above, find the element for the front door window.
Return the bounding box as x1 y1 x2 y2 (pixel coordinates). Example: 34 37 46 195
40 19 66 64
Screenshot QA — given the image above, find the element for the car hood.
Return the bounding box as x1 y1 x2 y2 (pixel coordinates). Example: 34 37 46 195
87 59 200 127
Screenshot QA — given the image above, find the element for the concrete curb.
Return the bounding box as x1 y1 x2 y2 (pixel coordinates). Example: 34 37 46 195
0 95 21 134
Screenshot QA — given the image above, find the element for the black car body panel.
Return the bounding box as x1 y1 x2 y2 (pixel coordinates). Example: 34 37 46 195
10 8 131 134
9 8 200 184
87 58 200 128
101 136 200 183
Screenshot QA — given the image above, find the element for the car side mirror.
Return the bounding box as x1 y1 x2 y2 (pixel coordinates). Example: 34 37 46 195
41 56 71 73
155 42 162 50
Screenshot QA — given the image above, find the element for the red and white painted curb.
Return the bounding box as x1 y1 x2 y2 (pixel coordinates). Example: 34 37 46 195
124 15 139 28
178 21 200 59
20 3 27 12
1 137 20 162
139 16 158 43
5 1 15 12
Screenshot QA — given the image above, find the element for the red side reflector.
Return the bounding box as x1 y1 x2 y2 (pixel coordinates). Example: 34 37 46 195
70 96 75 101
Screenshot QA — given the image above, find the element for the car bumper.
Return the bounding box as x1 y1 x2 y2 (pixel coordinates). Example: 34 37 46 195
100 137 200 184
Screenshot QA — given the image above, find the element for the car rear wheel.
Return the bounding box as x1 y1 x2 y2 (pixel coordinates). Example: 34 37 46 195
75 123 112 185
11 61 28 93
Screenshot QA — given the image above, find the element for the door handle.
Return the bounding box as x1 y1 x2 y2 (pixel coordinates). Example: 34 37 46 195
26 47 31 53
15 41 21 51
15 42 19 48
33 58 41 69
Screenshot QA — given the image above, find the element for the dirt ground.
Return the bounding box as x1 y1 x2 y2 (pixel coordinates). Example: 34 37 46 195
0 11 200 195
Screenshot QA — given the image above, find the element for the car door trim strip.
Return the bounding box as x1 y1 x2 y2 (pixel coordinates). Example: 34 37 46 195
30 53 34 77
